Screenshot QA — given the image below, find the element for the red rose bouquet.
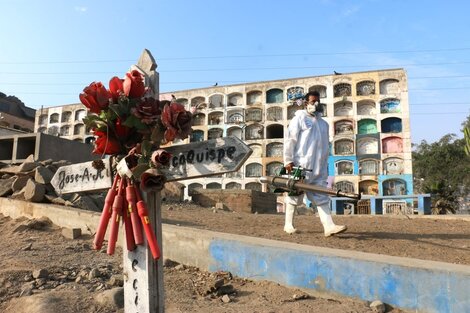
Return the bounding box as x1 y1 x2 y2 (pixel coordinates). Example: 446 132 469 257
80 68 193 259
80 69 192 178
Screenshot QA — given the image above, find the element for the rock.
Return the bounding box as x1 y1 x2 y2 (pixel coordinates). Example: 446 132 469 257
10 189 26 200
19 287 33 297
292 293 310 300
22 242 33 251
12 176 31 192
75 276 83 283
23 281 36 289
216 284 234 296
23 179 46 202
72 195 100 212
32 268 49 279
53 160 71 167
163 258 178 268
89 194 105 210
88 268 101 280
109 275 124 287
214 278 225 289
215 202 224 210
40 159 54 166
61 227 82 240
0 177 15 196
28 217 52 230
24 154 35 162
35 278 47 287
18 161 40 173
94 287 124 309
24 274 33 281
167 206 174 211
44 194 66 205
221 294 231 303
175 264 184 271
370 300 386 313
34 166 54 184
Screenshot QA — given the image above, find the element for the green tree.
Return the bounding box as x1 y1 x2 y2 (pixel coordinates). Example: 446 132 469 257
463 115 470 156
412 116 470 213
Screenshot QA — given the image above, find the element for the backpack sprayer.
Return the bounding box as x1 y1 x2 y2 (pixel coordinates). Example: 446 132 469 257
261 166 361 200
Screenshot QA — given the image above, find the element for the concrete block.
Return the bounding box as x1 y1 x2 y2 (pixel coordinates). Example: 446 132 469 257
61 227 82 239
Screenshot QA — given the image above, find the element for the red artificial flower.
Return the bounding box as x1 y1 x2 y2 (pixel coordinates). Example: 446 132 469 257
79 82 111 114
161 102 192 142
92 131 121 155
123 70 146 98
131 97 161 124
140 168 167 192
151 149 172 167
109 76 124 102
114 118 130 138
128 143 142 156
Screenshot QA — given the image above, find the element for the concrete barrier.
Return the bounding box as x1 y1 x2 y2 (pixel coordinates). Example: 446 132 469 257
1 197 469 313
0 132 94 164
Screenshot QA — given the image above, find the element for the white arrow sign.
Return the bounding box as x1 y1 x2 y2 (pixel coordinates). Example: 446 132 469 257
161 136 252 181
50 159 113 194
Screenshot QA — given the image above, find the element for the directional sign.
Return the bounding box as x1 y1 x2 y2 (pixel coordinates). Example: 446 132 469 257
160 136 252 182
50 159 113 194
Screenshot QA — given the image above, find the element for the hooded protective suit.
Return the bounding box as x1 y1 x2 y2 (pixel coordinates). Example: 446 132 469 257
284 110 330 206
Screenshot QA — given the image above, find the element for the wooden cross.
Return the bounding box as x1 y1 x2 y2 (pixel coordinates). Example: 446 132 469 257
51 49 252 313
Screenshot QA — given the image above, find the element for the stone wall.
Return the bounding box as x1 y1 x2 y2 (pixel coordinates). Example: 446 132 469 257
191 188 276 213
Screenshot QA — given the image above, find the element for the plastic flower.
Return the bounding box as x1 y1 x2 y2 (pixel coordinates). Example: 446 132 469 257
161 102 192 142
79 82 110 114
131 97 161 124
92 131 121 155
109 77 124 102
123 70 146 98
151 149 172 167
114 118 130 138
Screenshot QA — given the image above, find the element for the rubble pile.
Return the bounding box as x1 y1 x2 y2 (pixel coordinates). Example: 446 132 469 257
164 260 239 303
0 155 105 212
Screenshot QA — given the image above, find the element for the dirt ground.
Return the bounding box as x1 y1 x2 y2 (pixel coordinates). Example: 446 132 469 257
161 202 470 265
0 213 406 313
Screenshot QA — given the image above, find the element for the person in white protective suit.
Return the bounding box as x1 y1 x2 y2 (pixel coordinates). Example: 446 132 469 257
283 91 347 236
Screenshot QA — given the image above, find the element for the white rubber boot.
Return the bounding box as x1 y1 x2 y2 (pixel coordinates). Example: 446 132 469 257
284 203 297 234
317 204 347 237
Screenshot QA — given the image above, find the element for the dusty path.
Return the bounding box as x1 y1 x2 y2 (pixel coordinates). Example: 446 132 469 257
162 203 470 265
0 214 406 312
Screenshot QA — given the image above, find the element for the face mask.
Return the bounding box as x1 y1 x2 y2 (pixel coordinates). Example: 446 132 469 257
306 101 319 115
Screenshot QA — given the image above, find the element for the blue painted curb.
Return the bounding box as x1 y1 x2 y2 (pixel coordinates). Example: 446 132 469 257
207 238 470 313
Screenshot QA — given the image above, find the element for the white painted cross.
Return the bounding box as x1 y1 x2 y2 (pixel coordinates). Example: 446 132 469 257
123 135 251 313
50 50 252 313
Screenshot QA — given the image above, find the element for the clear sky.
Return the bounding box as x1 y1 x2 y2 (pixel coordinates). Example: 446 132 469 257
1 0 469 144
